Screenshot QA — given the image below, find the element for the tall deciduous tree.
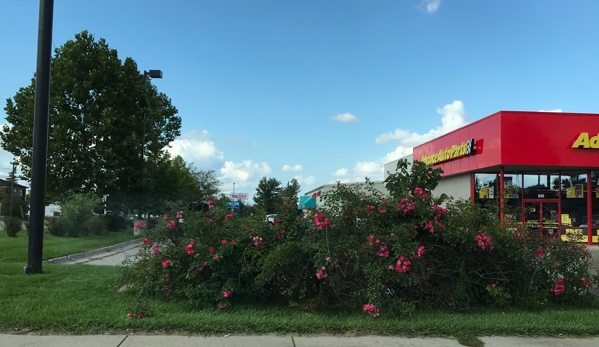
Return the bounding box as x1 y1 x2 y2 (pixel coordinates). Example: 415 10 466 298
1 31 181 208
254 177 282 214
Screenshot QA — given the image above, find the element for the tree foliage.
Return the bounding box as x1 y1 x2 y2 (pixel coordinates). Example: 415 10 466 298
253 177 282 214
1 31 181 208
280 178 301 202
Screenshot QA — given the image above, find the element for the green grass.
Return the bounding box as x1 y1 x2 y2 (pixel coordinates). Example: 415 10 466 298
0 231 139 263
1 261 599 338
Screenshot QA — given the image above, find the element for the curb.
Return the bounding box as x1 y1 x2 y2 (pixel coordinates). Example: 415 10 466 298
44 238 144 264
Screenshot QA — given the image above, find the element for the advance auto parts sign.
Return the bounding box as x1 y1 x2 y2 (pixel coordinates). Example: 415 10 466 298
572 132 599 149
421 139 476 166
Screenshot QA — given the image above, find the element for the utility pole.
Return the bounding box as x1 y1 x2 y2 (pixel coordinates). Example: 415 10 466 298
25 0 54 275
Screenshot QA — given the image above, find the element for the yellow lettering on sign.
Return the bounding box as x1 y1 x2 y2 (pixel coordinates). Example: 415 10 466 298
572 133 599 149
421 139 476 166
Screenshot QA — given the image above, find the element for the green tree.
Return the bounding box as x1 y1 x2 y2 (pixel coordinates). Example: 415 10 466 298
280 178 301 204
0 31 181 209
141 155 221 214
254 177 281 214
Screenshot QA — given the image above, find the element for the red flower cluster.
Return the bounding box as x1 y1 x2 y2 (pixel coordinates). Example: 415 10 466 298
396 198 416 214
176 210 183 219
551 278 565 296
185 241 195 255
311 191 321 200
222 290 231 298
225 213 234 222
432 205 446 221
316 266 328 279
395 256 411 273
413 187 429 200
143 237 150 245
420 220 434 234
367 205 376 215
475 232 493 250
166 220 176 229
362 303 380 317
161 259 171 268
412 246 425 260
253 236 263 247
376 245 389 258
152 243 159 256
314 213 330 230
535 246 544 258
581 277 591 288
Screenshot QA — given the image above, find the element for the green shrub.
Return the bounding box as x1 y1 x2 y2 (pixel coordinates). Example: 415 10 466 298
119 160 597 316
86 215 107 235
102 214 128 232
3 216 22 237
47 217 71 237
59 193 101 237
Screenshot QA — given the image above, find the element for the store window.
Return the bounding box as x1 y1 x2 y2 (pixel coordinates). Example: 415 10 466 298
504 174 523 222
560 172 587 228
474 173 499 206
523 174 559 199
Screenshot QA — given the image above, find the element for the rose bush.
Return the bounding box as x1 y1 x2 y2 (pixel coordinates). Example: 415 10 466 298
119 160 597 316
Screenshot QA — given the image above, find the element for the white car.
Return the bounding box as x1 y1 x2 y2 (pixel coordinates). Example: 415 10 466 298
266 214 278 224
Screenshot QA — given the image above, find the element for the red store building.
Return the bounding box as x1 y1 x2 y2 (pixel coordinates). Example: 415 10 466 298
411 110 599 244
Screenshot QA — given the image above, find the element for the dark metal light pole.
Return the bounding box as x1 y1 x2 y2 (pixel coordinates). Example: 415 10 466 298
138 70 162 220
25 0 54 274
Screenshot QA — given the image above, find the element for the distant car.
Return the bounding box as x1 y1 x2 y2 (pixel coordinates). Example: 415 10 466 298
266 214 277 224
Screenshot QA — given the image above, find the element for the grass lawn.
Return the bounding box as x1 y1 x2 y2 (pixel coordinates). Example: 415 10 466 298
0 231 139 263
1 261 599 338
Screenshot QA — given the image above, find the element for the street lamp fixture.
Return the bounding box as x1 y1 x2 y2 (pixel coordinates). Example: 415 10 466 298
139 69 162 220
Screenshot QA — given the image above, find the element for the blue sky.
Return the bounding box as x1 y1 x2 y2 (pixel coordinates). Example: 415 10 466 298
2 0 599 200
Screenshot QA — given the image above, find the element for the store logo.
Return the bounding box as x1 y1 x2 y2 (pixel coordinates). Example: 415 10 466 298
572 132 599 149
421 139 476 166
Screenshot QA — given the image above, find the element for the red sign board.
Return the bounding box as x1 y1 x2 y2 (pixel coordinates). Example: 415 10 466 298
230 193 248 200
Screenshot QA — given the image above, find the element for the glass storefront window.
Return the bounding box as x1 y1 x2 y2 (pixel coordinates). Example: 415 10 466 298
504 174 522 222
560 172 587 227
474 173 499 206
523 173 559 199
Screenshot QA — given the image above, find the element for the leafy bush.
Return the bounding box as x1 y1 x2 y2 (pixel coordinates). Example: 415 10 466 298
102 214 129 232
86 215 107 235
119 160 597 316
3 216 22 237
55 193 102 237
47 216 71 237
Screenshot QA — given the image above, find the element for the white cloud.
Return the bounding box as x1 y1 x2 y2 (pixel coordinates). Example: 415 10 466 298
220 160 272 182
334 168 349 177
539 109 563 112
383 146 412 163
293 174 316 187
354 161 383 177
375 100 467 147
167 130 224 165
282 164 302 172
329 100 467 185
332 113 358 123
421 0 442 13
329 178 351 184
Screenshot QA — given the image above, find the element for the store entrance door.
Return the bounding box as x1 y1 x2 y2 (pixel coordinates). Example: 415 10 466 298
523 200 560 237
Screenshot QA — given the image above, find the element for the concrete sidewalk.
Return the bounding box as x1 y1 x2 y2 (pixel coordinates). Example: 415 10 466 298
1 334 599 347
44 238 144 265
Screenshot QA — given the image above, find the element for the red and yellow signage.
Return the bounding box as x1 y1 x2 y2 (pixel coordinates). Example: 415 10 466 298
421 139 476 166
572 132 599 149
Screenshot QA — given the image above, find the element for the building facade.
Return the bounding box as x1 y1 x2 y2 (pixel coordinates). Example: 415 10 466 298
387 111 599 244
